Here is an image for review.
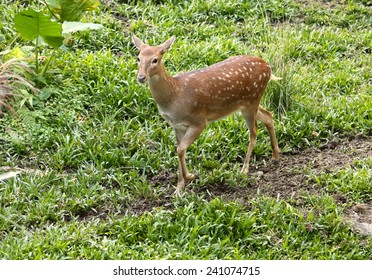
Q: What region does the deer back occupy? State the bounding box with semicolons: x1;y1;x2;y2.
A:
172;55;272;122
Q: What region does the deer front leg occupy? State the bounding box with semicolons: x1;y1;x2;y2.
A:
175;126;203;195
175;126;197;181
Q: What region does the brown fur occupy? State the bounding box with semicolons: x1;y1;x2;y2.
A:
132;35;280;195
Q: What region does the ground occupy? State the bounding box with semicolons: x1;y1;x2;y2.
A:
119;135;372;235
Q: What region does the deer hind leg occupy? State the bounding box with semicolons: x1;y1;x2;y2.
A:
240;108;258;174
257;106;280;161
174;126;203;195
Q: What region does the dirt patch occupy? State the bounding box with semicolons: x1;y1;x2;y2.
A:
129;197;174;216
295;0;349;9
197;136;371;200
147;135;372;234
344;203;372;236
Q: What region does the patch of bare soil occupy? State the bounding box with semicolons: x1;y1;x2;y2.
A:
147;135;372;234
198;136;371;200
344;203;372;236
295;0;348;9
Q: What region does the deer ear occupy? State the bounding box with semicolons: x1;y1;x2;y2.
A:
158;36;176;54
132;34;146;50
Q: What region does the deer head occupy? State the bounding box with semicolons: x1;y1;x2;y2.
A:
132;34;176;84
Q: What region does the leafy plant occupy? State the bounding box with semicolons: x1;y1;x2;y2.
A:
14;8;64;76
13;0;102;78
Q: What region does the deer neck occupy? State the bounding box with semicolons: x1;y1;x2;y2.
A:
148;63;177;108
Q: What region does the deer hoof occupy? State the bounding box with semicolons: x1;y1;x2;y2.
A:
175;180;185;196
185;173;197;181
174;186;184;196
241;165;249;174
272;158;279;165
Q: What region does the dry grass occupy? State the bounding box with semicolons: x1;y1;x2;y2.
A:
0;58;38;116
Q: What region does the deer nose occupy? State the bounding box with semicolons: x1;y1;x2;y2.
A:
137;74;147;84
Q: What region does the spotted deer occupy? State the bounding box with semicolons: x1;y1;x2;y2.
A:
132;34;280;195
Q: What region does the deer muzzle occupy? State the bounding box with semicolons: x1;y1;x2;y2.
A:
137;74;147;84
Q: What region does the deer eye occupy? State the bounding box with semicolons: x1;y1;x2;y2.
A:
151;58;158;64
137;57;141;63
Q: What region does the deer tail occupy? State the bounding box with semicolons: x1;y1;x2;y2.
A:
270;74;282;81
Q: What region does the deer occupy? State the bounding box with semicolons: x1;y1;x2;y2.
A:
132;34;280;195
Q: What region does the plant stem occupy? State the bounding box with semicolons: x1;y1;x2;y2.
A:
35;35;39;74
41;49;56;77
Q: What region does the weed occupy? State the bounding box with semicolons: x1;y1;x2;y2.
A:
0;58;38;116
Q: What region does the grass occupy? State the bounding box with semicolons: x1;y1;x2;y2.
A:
1;194;371;259
0;0;372;259
314;158;372;204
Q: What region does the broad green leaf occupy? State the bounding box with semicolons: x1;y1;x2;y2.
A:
62;21;103;35
14;8;64;48
43;35;65;47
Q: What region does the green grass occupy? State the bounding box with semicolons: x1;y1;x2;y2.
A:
1;0;372;259
2;195;371;259
314;158;372;204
